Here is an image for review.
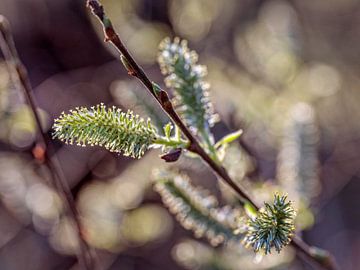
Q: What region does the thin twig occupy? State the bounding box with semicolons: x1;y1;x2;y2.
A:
86;1;338;270
86;0;255;206
0;16;94;270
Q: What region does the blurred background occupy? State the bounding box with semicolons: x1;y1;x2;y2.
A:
0;0;360;269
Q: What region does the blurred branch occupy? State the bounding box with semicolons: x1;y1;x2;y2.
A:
86;1;338;269
0;15;95;270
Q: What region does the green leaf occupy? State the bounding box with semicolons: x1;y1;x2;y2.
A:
152;81;162;97
120;54;135;75
244;202;257;219
215;130;243;149
163;122;173;139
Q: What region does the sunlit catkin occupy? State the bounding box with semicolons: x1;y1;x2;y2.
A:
53;104;158;159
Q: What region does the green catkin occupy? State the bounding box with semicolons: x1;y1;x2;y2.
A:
244;194;296;254
158;37;218;135
52;104;158;159
153;169;244;247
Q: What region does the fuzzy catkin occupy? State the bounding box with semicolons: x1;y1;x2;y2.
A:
53;104;157;158
153;169;244;247
158;37;218;134
244;194;296;254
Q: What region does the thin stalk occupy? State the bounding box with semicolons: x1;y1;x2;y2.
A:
86;1;338;270
154;136;189;149
0;16;95;270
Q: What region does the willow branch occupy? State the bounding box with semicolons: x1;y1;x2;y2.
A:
0;16;94;270
86;0;255;207
86;1;338;270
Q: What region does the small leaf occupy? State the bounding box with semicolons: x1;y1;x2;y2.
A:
152;81;162;97
120;54;135;76
163;122;173;139
215;130;243;149
244;202;257;219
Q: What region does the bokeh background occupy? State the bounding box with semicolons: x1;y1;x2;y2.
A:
0;0;360;269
